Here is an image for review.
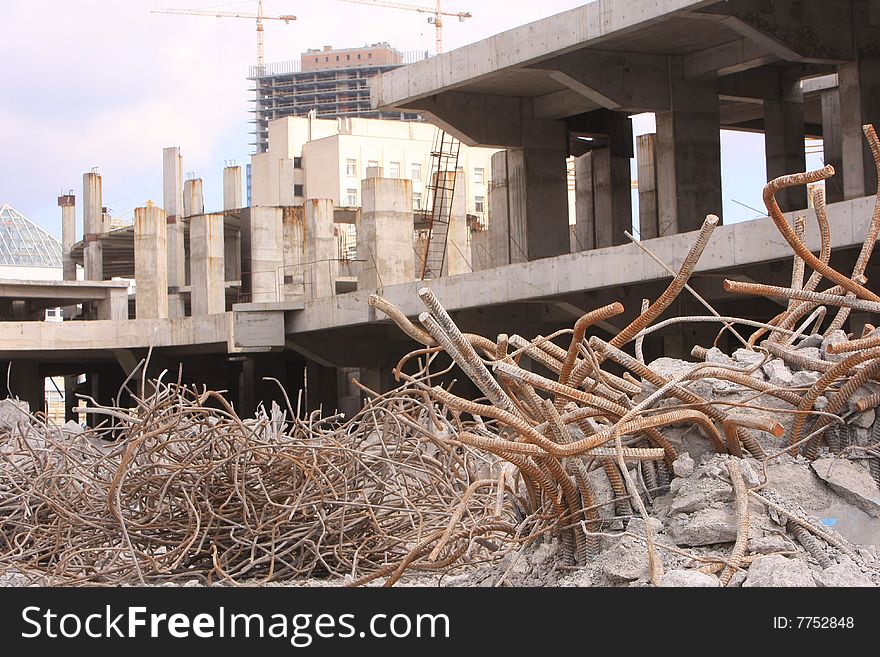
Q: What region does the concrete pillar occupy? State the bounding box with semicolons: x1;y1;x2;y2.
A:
592;147;633;248
249;207;284;302
656;75;722;234
487;151;514;266
223;165;243;211
82;172;103;281
821;88;844;204
838;57;880;199
190;213;226;315
183;178;204;218
436;171;471;276
223;166;243;285
764;70;806;211
282;207;305;298
96;287;128;321
358;176;413;291
573;152;595;252
305;198;338;299
9;360;43;415
58;194;76;281
163;146;186;318
636;134;659;240
134;204;168;319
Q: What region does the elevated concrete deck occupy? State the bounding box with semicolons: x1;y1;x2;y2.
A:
0;279;130;320
287;195;875;334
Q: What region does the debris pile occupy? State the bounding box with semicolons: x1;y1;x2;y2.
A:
3;127;880;586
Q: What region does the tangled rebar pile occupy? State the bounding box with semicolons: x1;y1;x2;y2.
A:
367;125;880;585
0;383;519;585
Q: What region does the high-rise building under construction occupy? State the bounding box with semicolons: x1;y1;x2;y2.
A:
248;42;425;153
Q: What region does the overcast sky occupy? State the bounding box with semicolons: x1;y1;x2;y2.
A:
0;0;806;238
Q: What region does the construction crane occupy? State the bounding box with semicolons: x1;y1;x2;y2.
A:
151;2;296;72
336;0;471;54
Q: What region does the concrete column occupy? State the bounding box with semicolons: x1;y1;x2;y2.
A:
223;166;243;285
573;152;595;252
58;195;76;281
656;75;722;234
358;176;413;291
183;178;204;217
163;146;186;318
10;360;43;415
190;213;226;315
838;57;880;199
305;198;338;299
593;146;633;248
82;172;103;281
134;204;168;319
636;134;659;240
444;171;471;276
96;287;128;321
249;207;284;302
764;70;806;211
282;207;305;298
487;151;514;266
821;88;844;204
223;165;243;211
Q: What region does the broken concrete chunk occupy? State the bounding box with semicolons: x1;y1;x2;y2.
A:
790;370;820;388
821;330;848;363
660;569;720;587
0;398;30;428
672;452;694;478
795;334;823;350
670;478;733;515
743;555;817;587
733;348;765;367
705;348;735;367
816;559;875;587
665;506;738;546
811;457;880;518
748;534;791;555
852;409;875;430
762;359;793;387
739;459;761;488
595;536;650;584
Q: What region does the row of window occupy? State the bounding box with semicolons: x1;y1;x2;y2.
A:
345;158;484;185
313;52;374;64
341;188;485;213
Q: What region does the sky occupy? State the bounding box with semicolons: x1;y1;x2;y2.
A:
0;0;819;239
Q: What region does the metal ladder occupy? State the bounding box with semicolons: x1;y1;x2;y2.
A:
418;129;461;280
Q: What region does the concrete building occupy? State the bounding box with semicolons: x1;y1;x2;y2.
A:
248;43;425;153
250;115;496;224
2;0;880;423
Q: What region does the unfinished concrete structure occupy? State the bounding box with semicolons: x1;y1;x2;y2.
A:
2;0;880;422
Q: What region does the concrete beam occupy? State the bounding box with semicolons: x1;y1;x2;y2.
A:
134;204;168;319
529;50;670;112
684;38;777;79
695;0;855;64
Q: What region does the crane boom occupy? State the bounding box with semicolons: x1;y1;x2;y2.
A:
151;3;296;70
151;8;296;22
335;0;471;53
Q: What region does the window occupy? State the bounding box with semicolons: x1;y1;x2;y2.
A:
346;54;350;60
294;184;304;197
293;156;302;169
475;196;485;213
346;158;357;177
367;159;379;170
412;192;422;210
368;53;372;59
389;161;400;178
411;163;421;181
473;167;484;185
357;53;362;60
346;188;358;206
